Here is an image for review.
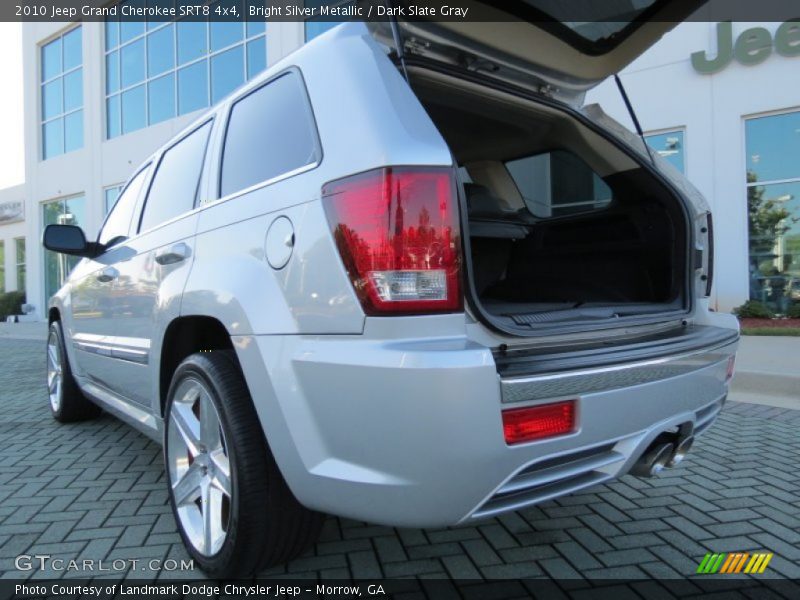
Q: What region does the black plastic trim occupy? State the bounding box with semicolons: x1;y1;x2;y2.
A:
494;325;738;379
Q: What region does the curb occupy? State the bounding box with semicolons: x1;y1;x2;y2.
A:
731;370;800;400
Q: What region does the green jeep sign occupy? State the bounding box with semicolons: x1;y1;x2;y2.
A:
691;20;800;74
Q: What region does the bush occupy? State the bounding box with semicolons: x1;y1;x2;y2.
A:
733;300;774;319
788;303;800;319
0;291;26;322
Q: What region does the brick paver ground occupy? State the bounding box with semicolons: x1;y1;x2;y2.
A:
1;337;798;587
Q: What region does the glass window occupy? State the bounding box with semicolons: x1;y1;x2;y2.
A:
211;45;244;104
140;122;212;232
0;241;4;294
220;73;319;197
64;111;84;153
149;73;176;125
646;130;686;174
506;151;612;218
104;185;123;215
210;21;243;52
122;85;146;134
43;195;86;299
246;37;266;79
178;61;208;115
41;27;83;160
177;21;207;65
100;169;150;245
105;4;267;139
746;111;800;314
120;39;145;88
15;238;26;292
148;24;175;77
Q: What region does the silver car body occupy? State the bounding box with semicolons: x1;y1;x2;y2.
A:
50;22;738;528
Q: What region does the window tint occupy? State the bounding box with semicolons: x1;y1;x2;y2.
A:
139;122;212;232
220;72;319;198
99;167;149;246
506;150;612;219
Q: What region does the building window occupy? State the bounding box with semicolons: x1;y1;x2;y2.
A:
104;185;124;215
105;1;267;139
15;238;25;293
42;195;86;299
41;27;83;159
645;129;685;174
745;110;800;313
0;241;5;294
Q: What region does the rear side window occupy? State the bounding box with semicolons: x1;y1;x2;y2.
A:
506;150;612;219
99;166;149;246
139;121;213;232
220;72;319;198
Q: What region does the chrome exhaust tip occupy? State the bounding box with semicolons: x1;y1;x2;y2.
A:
668;435;694;467
630;442;674;478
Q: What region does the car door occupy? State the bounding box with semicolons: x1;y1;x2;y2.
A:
104;119;215;406
70;165;151;389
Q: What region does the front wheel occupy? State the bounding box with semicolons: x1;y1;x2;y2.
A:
164;351;323;577
47;321;100;422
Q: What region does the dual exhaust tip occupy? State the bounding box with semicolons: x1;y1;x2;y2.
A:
630;429;694;478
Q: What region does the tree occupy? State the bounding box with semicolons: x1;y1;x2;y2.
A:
747;171;797;274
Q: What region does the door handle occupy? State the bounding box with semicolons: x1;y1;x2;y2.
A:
155;242;190;265
96;267;119;283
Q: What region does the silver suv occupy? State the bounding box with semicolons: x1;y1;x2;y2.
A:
43;12;738;578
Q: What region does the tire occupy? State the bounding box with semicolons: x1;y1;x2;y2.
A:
163;350;324;578
47;320;101;423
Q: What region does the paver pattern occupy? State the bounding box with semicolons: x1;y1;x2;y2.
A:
1;337;798;589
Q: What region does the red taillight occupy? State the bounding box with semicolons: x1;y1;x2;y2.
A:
322;167;462;315
502;401;577;445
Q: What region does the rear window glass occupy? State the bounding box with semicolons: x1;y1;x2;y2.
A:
506;150;612;218
220;72;319;198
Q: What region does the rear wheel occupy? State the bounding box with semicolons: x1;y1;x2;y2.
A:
164;351;323;577
47;320;100;422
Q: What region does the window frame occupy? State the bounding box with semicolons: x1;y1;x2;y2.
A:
14;237;25;292
137;117;215;235
104;2;267;139
97;164;152;248
215;67;323;202
40;25;83;160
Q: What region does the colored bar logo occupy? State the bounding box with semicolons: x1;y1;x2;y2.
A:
696;552;773;574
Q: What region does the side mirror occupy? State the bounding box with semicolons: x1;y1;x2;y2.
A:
42;224;99;257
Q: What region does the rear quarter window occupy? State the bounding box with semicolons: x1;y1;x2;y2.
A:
220;71;319;198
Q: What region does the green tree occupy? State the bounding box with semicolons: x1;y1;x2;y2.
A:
747;171;797;274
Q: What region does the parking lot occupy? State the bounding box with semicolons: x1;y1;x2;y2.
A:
1;335;798;588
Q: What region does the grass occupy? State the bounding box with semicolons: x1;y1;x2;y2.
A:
741;327;800;336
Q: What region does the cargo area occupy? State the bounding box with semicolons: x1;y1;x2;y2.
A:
411;71;690;334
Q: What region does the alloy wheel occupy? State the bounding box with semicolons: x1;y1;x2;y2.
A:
167;377;232;556
47;331;62;412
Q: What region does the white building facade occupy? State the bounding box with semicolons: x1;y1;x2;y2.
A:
2;18;799;317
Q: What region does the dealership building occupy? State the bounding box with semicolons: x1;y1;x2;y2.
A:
0;17;798;318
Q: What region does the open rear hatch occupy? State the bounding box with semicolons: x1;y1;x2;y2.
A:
367;0;706;106
368;0;710;338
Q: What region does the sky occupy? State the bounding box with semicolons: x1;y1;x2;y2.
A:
0;23;24;190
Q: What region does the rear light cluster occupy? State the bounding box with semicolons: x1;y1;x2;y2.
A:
502;401;577;445
322;167;462;315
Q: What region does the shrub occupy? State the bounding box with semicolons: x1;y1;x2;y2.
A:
0;291;26;322
733;300;774;319
788;303;800;319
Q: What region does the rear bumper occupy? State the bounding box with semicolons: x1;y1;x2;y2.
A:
233;328;737;528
